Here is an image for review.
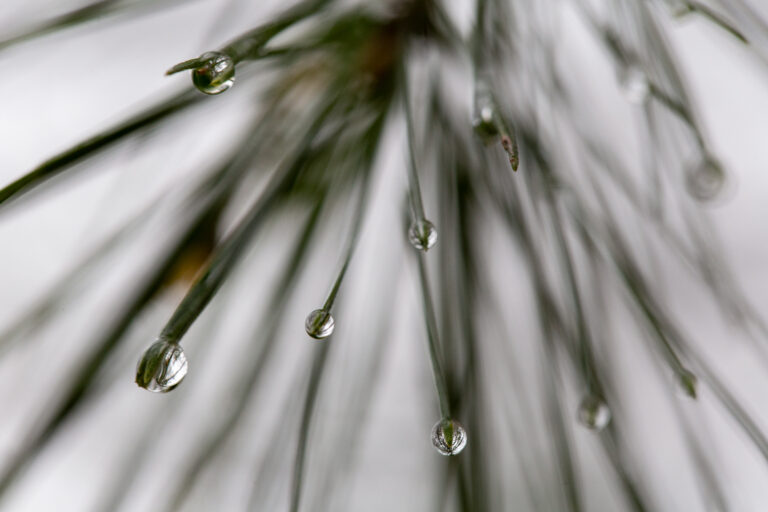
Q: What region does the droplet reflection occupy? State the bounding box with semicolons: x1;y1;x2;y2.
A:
136;339;188;393
577;395;611;431
192;51;235;95
431;418;468;456
305;309;335;340
408;219;437;252
686;158;725;202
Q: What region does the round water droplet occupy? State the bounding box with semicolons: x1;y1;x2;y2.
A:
619;65;650;104
686;158;725;202
481;107;494;124
305;309;335;340
472;84;499;142
408;219;437;252
192;52;235;95
431;418;468;456
135;339;188;393
577;395;611;431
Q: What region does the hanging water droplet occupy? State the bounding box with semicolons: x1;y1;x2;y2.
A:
135;339;188;393
577;395;611;431
619;65;650;104
686;158;725;202
408;219;437;252
431;418;468;456
480;106;493;124
679;369;698;399
192;52;235;95
305;309;335;340
472;92;499;141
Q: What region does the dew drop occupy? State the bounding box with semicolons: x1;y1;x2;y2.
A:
686;158;725;202
480;106;494;124
135;339;188;393
305;309;335;340
619;65;650;104
472;104;499;142
431;418;468;456
577;395;611;431
408;219;437;252
192;52;235;95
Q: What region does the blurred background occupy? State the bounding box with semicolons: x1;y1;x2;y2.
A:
1;0;768;510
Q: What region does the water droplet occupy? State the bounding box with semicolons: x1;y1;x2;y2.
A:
192;52;235;95
431;418;468;456
577;395;611;431
305;309;335;340
408;219;437;252
135;339;188;393
472;83;499;141
679;369;698;399
619;65;650;104
480;106;493;124
686;158;725;202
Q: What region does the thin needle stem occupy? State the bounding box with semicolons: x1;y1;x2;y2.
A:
321;173;372;312
416;253;452;421
548;197;601;396
399;66;427;223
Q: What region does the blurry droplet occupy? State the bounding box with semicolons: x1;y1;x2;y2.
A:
431;418;468;456
472;91;499;142
136;339;188;393
577;395;611;431
408;219;437;252
305;309;335;340
192;52;235;95
619;65;650;104
480;107;493;124
686;158;725;202
679;369;698;399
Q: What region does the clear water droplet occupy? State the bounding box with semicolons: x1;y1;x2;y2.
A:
192;52;235;95
305;309;335;340
408;219;437;252
686;158;725;202
619;65;650;104
472;83;499;141
431;418;468;456
136;339;188;393
473;116;499;142
577;395;611;431
679;369;698;399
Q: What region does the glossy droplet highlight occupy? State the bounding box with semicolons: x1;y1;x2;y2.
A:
408;219;437;252
619;65;650;104
472;90;499;142
192;52;235;95
431;419;468;456
136;339;188;393
686;158;725;202
577;395;611;431
305;309;335;340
